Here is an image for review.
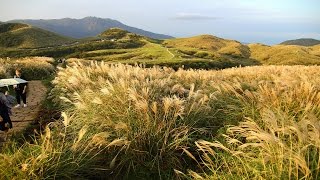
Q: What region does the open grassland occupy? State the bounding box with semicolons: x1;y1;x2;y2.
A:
1;29;320;69
163;35;251;58
0;57;55;79
1;62;320;179
249;44;320;65
0;37;146;59
77;43;174;62
70;39;260;70
0;23;74;49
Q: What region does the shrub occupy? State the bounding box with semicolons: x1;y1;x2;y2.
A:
194;51;209;58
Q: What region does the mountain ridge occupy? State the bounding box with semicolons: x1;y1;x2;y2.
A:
8;16;173;39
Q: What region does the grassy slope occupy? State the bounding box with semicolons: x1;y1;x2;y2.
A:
74;34;260;69
68;28;179;63
0;23;74;48
249;43;320;65
1;26;320;67
76;43;173;62
163;35;251;58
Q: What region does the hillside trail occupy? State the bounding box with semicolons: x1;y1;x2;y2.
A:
166;47;175;58
10;26;30;33
0;81;47;146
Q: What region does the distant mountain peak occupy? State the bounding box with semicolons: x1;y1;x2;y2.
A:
8;17;173;39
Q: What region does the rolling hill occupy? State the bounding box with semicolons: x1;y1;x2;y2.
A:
280;38;320;46
98;27;145;40
163;35;251;59
163;35;320;65
9;17;173;39
0;23;74;48
249;43;320;65
1;24;320;68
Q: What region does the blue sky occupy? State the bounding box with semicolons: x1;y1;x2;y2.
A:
1;0;319;44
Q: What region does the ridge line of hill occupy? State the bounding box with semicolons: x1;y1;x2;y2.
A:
8;16;174;39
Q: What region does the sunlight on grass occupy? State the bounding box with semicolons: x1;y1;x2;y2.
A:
1;61;320;179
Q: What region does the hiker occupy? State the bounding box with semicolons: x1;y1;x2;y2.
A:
5;91;15;115
0;88;13;131
13;69;28;108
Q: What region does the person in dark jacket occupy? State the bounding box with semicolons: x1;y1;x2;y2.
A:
13;69;28;108
5;91;15;115
0;88;12;131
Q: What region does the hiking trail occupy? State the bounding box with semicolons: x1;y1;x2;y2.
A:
0;81;47;144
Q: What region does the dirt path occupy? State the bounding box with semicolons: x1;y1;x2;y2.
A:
166;47;175;59
0;81;47;142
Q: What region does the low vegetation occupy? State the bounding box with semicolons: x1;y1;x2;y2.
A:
68;35;260;70
1;27;319;69
0;23;29;34
0;57;55;79
186;66;320;179
249;43;320;65
163;35;251;58
0;28;147;59
1;62;320;179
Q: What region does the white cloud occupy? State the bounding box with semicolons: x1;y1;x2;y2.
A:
172;13;220;21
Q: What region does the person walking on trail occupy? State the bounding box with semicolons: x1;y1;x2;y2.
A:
5;91;15;115
0;88;13;131
13;69;28;108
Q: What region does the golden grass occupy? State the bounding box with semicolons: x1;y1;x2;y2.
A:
0;66;6;78
310;45;320;57
2;61;320;179
163;35;250;58
249;43;320;65
0;57;55;79
182;67;320;179
52;62;320;179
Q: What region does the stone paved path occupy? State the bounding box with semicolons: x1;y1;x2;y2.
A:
0;81;47;142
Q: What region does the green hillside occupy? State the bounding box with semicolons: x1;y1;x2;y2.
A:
280;38;320;46
163;35;251;58
0;28;147;57
0;23;29;33
66;33;259;69
0;23;75;48
1;27;320;68
0;31;260;69
99;28;132;39
162;35;320;66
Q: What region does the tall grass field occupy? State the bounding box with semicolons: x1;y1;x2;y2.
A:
0;57;55;79
1;61;320;179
